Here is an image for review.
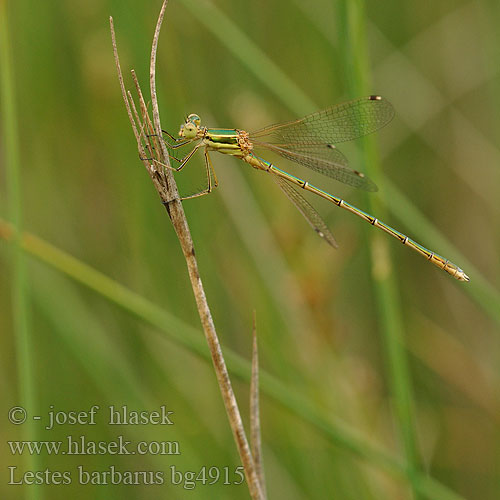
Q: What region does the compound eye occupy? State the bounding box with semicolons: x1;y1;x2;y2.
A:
187;113;201;126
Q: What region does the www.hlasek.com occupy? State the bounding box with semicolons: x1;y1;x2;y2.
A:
8;435;180;456
8;465;245;488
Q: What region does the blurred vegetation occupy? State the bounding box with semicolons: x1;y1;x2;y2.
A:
1;0;499;499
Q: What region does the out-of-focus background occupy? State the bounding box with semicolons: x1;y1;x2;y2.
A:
1;0;499;499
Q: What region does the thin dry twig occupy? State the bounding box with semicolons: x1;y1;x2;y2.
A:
110;3;264;498
250;311;267;498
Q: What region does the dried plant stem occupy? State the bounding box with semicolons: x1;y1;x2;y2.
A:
110;2;263;498
250;312;266;498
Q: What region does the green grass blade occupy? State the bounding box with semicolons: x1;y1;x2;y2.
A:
336;1;422;498
0;5;39;499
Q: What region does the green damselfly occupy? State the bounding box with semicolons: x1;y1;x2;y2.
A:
159;96;469;281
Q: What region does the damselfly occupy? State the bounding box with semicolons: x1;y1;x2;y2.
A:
159;96;469;281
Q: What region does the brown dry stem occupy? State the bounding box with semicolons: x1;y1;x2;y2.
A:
250;311;267;498
110;2;263;498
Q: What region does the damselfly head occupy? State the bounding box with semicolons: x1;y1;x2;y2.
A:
178;113;202;139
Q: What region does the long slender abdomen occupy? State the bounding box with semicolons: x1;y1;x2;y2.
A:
242;154;469;281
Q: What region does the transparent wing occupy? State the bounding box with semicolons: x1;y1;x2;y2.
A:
250;95;394;144
249;96;392;190
274;176;338;248
253;140;378;191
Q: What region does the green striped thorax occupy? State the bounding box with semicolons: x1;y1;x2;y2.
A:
179;113;202;139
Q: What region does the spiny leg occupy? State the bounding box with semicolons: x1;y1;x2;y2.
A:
140;131;198;169
142;130;193;163
181;148;219;200
145;131;193;150
143;142;203;172
206;149;219;190
160;129;193;149
140;132;191;162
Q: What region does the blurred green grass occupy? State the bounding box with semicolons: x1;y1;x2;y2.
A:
1;0;499;499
